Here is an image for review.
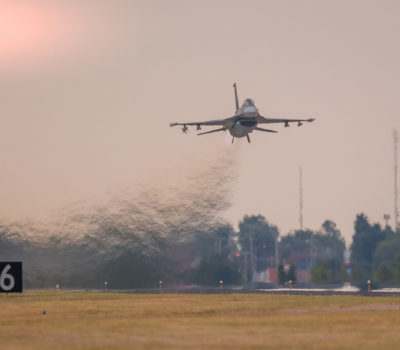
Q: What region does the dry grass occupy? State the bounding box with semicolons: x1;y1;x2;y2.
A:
0;290;399;349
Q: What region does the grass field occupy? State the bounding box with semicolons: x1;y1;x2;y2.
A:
0;290;399;349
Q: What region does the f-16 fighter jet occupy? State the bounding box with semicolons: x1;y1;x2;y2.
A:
170;83;315;143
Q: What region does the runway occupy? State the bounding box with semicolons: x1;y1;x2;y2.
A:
102;287;400;297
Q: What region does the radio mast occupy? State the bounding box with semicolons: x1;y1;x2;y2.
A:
299;166;303;231
394;129;399;231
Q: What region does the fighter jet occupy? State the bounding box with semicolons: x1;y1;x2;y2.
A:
170;83;315;143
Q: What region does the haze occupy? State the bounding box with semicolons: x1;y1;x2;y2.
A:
1;0;399;243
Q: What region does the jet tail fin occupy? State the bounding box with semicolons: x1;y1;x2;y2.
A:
233;83;239;111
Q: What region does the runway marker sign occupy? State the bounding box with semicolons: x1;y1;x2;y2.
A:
0;262;22;293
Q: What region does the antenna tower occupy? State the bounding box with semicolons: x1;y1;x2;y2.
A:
395;129;399;231
299;166;303;231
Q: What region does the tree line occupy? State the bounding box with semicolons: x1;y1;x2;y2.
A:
0;213;399;288
186;213;400;286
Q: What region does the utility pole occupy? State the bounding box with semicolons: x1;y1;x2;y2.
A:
394;129;399;231
249;234;256;280
299;166;303;231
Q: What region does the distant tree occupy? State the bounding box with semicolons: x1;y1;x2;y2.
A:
278;262;286;285
339;264;348;283
310;259;333;284
373;235;400;270
313;221;346;282
192;223;238;261
351;266;366;283
369;223;400;284
319;220;346;258
237;215;279;282
279;229;313;262
321;220;341;237
279;220;345;282
189;254;242;286
287;264;296;283
183;223;241;285
213;224;238;258
351;214;385;279
374;263;393;283
310;258;348;284
394;254;400;282
373;253;400;284
310;258;347;284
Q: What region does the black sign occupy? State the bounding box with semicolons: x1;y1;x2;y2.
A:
0;262;22;293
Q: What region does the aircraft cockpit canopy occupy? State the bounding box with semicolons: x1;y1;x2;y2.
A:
243;98;255;107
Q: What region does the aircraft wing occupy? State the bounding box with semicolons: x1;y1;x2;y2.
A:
170;118;230;127
257;116;315;125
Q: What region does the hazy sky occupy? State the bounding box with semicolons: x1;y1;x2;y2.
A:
1;0;400;243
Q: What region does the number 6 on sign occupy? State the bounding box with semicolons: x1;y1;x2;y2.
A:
0;262;22;293
0;264;15;291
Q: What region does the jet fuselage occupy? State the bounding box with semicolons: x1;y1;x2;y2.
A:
228;99;259;138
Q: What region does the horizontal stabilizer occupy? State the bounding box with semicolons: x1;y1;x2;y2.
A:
197;128;226;136
254;127;278;133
